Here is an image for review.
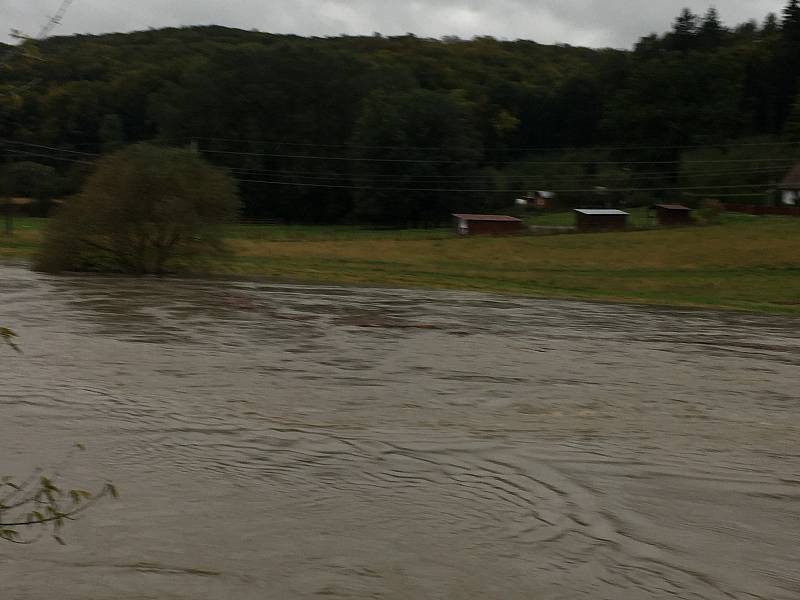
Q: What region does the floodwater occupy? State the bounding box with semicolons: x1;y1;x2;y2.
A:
1;263;799;600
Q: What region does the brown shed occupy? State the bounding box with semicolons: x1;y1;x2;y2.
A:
655;204;692;226
452;213;524;235
574;209;628;233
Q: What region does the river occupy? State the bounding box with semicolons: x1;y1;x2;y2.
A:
1;264;799;599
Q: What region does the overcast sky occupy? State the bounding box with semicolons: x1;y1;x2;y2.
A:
0;1;790;48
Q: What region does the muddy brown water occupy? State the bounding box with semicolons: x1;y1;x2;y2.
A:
1;264;799;599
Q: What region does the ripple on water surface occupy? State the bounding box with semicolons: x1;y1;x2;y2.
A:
1;265;799;599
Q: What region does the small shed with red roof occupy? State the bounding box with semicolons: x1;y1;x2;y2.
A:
574;209;628;233
654;204;692;226
452;213;525;235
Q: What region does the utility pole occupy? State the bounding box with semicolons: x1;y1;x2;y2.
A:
2;0;75;69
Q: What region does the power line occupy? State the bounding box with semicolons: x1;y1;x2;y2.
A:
198;146;800;166
237;178;776;195
4;138;795;169
190;135;800;154
1;139;98;156
0;139;786;194
230;172;783;189
200;147;479;164
2;148;95;165
225;164;788;183
4;150;782;188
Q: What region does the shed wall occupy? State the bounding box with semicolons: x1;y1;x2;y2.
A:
575;213;627;232
467;220;524;235
656;207;692;226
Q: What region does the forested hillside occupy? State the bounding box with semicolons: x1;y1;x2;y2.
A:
2;3;800;224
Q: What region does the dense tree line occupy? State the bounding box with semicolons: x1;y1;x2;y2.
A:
2;3;800;225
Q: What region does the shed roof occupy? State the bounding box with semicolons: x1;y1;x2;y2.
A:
452;213;522;222
655;204;691;211
2;197;63;206
3;197;35;206
780;163;800;189
574;209;629;215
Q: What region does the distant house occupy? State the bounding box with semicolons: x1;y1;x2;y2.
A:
452;213;525;235
779;163;800;206
654;204;692;226
515;191;555;210
574;209;628;233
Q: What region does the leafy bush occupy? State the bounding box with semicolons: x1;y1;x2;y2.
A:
0;327;19;351
35;144;239;274
0;455;118;545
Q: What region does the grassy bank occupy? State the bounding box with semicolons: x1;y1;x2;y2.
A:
2;215;799;314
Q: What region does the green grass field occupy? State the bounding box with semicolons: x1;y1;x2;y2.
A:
220;223;454;241
522;206;652;228
2;214;799;314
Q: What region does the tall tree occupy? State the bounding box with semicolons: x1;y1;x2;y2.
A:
763;12;781;35
784;94;800;139
350;90;483;226
783;0;800;41
778;0;800;130
670;8;700;51
698;7;726;48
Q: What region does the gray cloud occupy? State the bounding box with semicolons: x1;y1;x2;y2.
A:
1;0;789;48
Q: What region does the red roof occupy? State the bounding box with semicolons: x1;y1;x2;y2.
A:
452;214;522;222
655;204;691;211
780;163;800;189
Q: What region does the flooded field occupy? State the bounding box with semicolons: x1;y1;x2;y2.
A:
1;263;799;599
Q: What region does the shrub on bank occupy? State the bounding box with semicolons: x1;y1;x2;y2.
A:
35;144;239;274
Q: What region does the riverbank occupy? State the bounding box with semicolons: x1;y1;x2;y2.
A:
2;215;799;314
